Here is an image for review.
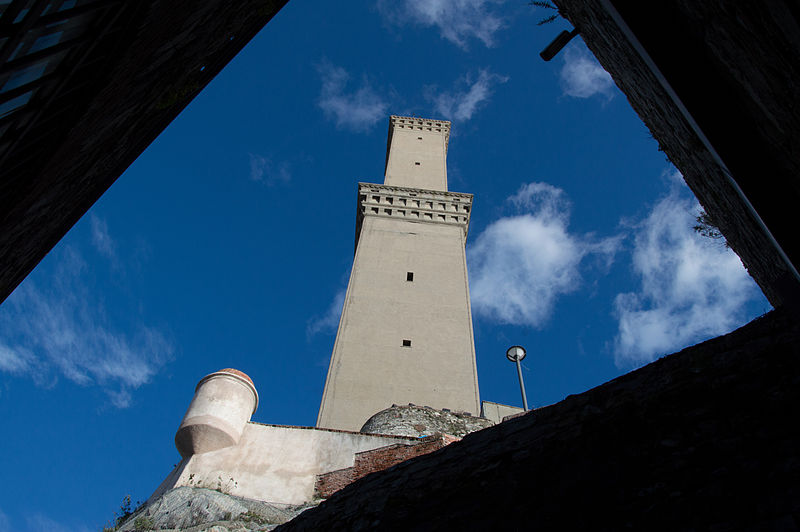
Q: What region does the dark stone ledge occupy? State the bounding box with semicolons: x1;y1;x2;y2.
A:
277;309;800;531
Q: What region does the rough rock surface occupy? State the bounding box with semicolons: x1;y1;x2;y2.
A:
117;487;315;531
360;404;494;438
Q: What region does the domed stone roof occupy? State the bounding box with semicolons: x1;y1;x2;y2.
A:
360;404;494;438
218;368;254;387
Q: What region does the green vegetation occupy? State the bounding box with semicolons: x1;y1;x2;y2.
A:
529;1;561;25
239;510;270;525
133;516;155;531
694;209;729;246
101;494;144;532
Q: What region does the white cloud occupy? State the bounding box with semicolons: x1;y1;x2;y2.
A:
0;508;10;532
249;153;291;185
469;183;619;327
560;43;615;100
613;177;763;367
0;223;172;408
0;343;37;374
26;514;74;532
307;287;347;338
431;69;509;122
317;62;388;132
377;0;505;49
90;214;116;260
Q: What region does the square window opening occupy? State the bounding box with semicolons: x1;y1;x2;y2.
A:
402;339;412;347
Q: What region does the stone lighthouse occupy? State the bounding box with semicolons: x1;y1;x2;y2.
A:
317;116;481;431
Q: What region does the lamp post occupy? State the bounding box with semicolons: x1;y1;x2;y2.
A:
506;345;529;411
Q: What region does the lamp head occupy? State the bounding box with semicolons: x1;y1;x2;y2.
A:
506;345;527;362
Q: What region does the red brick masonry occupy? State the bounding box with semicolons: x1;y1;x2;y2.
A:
316;433;460;498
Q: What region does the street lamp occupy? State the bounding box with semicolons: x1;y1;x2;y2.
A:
506;345;529;411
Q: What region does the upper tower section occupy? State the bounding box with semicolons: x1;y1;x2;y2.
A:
384;116;451;192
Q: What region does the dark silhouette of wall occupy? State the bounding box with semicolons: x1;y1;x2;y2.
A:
278;309;800;531
0;0;288;304
552;0;800;308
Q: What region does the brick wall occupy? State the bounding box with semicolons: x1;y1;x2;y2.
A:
315;434;459;498
315;468;355;499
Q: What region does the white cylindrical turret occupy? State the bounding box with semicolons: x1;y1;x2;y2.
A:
175;368;258;457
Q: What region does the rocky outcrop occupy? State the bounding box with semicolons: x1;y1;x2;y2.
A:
360;404;494;438
117;487;315;531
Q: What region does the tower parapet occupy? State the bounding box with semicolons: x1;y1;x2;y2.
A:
355;183;472;248
175;368;258;457
387;115;450;149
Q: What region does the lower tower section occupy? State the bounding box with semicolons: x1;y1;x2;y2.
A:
317;182;480;431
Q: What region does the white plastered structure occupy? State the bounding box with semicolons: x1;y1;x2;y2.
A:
175;369;258;457
155;368;417;505
153;422;415;505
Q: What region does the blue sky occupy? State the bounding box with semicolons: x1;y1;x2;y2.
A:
0;1;769;529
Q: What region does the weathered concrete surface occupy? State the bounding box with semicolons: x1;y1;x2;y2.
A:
317;116;480;431
278;309;800;531
553;0;800;307
153;423;416;505
360;404;493;438
384;116;450;191
118;487;314;531
480;400;525;424
176;369;259;458
0;0;288;305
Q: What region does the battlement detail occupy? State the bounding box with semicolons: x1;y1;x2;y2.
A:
356;183;472;242
389;115;451;150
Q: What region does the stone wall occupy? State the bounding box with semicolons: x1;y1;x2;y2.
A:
315;469;355;501
150;423;416;506
315;434;459;499
277;309;800;530
480;400;525;424
360;404;493;438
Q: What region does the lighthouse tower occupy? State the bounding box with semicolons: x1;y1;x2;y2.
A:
317;116;480;431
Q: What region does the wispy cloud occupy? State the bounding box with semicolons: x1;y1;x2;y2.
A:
430;69;509;122
248;153;291;186
0;343;39;376
306;286;347;339
25;514;81;532
469;182;620;327
0;508;10;532
377;0;505;49
613;174;764;367
0;221;172;408
317;62;388;132
560;43;615;100
90;214;116;261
